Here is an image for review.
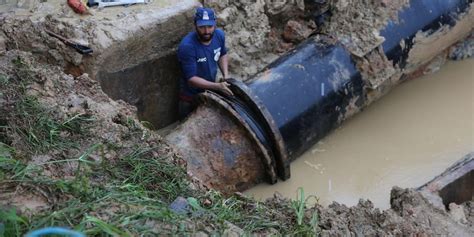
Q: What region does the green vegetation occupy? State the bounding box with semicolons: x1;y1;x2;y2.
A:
0;143;185;236
0;56;321;236
1;57;93;154
291;187;320;235
12;96;93;153
2;143;319;236
0;208;28;237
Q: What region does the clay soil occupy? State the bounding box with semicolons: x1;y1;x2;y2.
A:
1;0;473;236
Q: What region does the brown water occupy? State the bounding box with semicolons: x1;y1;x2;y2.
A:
246;59;474;209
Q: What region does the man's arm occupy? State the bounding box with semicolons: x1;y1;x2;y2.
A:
188;76;233;96
218;54;229;80
217;29;229;81
178;41;233;96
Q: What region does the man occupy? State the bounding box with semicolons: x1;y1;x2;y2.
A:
177;7;233;119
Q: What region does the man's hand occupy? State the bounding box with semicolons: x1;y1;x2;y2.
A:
188;76;234;97
217;82;234;97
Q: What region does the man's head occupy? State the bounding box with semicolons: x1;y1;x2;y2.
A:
194;7;216;43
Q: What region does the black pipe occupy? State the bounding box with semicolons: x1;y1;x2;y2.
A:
169;0;473;191
223;38;364;180
219;0;471;181
380;0;471;67
247;39;364;159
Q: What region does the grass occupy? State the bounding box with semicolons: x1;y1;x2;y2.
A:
0;143;191;235
106;146;192;201
1;143;321;236
291;187;320;236
0;56;323;236
0;145;30;237
1;57;94;154
195;191;282;233
12;95;94;154
0;209;28;237
37;143;102;166
1;147;323;236
0;142;41;182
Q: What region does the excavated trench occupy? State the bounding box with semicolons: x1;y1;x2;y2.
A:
418;153;474;215
0;0;200;130
97;54;181;129
439;169;473;207
85;1;473;204
166;0;473;195
90;4;198;129
1;0;473;234
24;0;470;208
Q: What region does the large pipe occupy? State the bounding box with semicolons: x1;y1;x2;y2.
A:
166;0;473;193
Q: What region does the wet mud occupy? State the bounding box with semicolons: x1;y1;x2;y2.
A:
1;0;473;235
248;59;474;209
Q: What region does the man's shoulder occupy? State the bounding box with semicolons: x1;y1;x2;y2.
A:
214;28;225;38
179;32;197;47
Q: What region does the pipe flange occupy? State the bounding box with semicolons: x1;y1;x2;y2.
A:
226;79;290;180
198;91;279;184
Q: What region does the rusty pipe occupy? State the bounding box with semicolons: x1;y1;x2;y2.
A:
166;0;473;193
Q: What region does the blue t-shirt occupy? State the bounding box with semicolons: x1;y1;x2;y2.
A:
177;28;227;96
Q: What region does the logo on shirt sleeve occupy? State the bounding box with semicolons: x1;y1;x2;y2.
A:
214;47;221;62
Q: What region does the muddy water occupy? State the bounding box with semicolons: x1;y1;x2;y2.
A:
246;59;474;209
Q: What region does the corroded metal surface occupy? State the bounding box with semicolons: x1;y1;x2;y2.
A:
166;0;473;194
200;92;278;184
166;93;270;193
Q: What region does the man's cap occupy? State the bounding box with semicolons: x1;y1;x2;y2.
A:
194;7;216;27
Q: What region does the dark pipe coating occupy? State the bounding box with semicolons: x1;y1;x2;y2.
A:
168;0;473;192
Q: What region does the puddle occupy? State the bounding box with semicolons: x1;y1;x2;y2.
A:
246;59;474;209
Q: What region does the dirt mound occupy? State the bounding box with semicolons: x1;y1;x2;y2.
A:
316;187;473;236
202;0;410;81
326;0;408;56
203;0;315;79
1;1;473;236
0;49;178;212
